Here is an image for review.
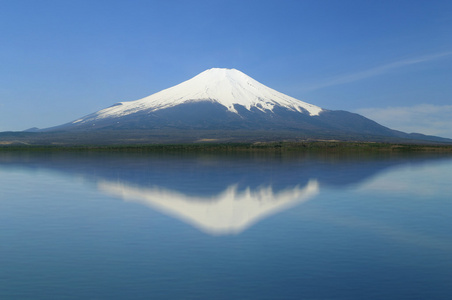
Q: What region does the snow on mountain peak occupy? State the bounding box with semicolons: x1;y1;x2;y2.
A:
88;68;323;121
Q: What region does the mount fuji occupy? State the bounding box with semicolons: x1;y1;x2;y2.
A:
37;68;450;143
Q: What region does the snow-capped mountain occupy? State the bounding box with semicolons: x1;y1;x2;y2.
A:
78;68;323;121
50;68;326;131
42;68;451;143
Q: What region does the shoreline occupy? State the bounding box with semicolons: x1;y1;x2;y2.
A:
1;141;452;153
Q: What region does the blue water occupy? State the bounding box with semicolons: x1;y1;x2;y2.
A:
0;152;451;299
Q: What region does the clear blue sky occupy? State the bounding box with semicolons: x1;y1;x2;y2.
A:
1;0;451;137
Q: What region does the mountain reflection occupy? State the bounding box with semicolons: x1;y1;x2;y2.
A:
1;151;450;235
99;179;319;235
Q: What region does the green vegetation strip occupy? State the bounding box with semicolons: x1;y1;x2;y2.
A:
1;141;452;153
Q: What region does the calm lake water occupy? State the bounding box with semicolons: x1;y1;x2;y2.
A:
0;151;451;300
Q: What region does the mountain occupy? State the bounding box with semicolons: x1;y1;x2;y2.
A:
48;68;322;130
29;68;452;143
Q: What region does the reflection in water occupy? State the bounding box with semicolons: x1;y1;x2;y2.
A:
1;151;450;237
99;180;319;235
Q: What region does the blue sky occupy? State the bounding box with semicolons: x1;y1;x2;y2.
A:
1;0;451;137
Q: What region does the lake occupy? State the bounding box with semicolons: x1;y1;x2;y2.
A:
0;150;451;299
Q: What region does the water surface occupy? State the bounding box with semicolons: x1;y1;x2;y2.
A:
0;151;451;299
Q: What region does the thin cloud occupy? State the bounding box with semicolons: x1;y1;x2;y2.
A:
303;52;452;91
355;104;452;139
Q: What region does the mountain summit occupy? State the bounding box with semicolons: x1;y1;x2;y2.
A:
42;68;451;144
71;68;322;126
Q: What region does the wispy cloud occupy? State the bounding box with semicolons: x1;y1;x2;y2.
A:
303;52;452;91
355;104;452;139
